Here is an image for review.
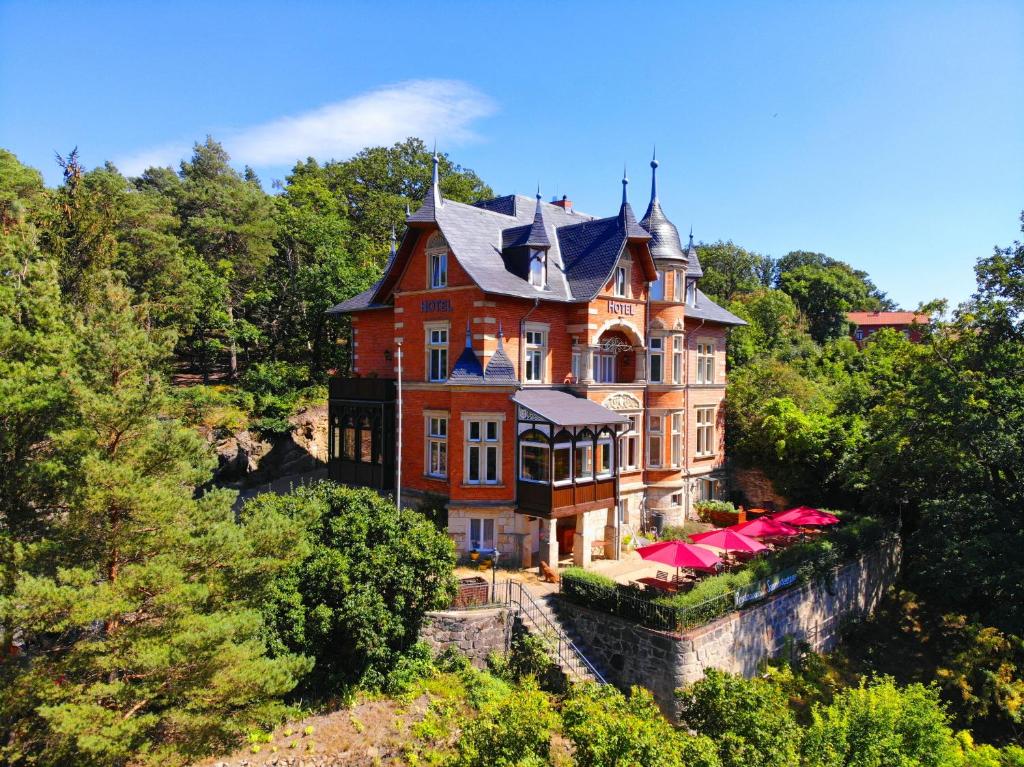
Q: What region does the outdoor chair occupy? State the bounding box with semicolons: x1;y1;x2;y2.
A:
656;570;671;581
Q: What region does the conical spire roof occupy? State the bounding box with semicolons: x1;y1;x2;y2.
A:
449;320;485;382
483;322;517;383
407;149;444;223
523;188;551;249
640;152;687;264
685;228;703;277
619;166;652;241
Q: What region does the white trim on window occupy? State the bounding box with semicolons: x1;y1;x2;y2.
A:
524;323;547;383
621;413;641;472
613;263;630;298
647;413;664;468
425;412;449;478
672;334;684;384
426;232;448;289
649;336;664;383
469;517;495;551
695;406;715;457
651;270;665;301
463;414;502;484
696;341;715;384
425;322;450;382
671;411;683;468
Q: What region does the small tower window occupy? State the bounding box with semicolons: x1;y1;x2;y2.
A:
686;279;697;306
426;231;448;289
529;250;546;288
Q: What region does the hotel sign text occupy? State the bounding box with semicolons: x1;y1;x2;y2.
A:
606;300;636;315
421;298;453;313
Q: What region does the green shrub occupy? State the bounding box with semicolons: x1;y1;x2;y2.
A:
453;682;557;767
695;500;738;523
677;668;802;767
242;483;458;695
801;677;962;767
489;632;555;684
240;361;310;434
562;683;721;767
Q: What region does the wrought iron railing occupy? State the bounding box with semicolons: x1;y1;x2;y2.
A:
499;580;608;685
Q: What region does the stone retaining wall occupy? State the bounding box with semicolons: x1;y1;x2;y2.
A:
560;537;902;718
419;607;512;668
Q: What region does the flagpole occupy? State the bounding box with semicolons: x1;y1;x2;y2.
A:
396;340;403;512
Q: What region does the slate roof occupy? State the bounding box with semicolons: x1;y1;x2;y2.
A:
688;289;747;326
326;285;386;313
512;389;629;427
448;323;485;382
685;232;704;278
639;156;687;265
483;329;517;383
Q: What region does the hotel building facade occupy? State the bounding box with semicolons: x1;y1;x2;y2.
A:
326;156;744;570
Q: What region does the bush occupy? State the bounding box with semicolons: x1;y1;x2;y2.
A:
562;683;721;767
801;677;962;767
242;482;458;695
489;632;556;685
170;384;252;433
695;500;739;525
240;361;310;434
677;669;802;767
453;682;557;767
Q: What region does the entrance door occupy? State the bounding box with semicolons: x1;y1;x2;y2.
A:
556;516;576;560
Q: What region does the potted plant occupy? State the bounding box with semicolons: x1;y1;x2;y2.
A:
469;548;480;561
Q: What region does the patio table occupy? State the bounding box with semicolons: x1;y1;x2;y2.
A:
636;576;680;593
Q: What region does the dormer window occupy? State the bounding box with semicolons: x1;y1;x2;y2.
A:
686;279;697;307
614;265;629;297
529;250;546;288
426;231;448;289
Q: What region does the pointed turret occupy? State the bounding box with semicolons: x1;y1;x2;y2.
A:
685;227;703;277
619;165;651;241
524;187;551;249
483;321;517;382
639;150;687;265
407;149;444;223
449;320;484;382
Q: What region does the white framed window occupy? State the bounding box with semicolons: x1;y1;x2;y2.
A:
571;350;581;381
651;270;665;300
648;413;663;468
553;437;573;485
671;411;683;468
469;518;495;551
465;417;501;484
686;279;697;306
674;270;683;303
519;440;550;483
621;414;640;471
696;342;715;384
698;476;721;501
649;336;664;383
426;232;448;289
672;334;684;384
426;415;448;477
529;250;546;289
671;491;684;507
614;264;629;297
525;328;546;383
575;441;594;481
596;436;613;477
854;328;864;340
595;351;615;383
618;499;628;524
695;406;715;457
426;325;449;382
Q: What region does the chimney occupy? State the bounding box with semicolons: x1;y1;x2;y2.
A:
551;194;572;211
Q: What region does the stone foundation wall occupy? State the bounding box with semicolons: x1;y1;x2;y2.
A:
729;466;788;510
560;537;901;718
419;607;513;668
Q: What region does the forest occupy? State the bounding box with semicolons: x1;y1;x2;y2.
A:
1;138;1023;766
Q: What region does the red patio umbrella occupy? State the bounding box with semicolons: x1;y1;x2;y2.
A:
728;517;801;538
772;507;840;526
689;528;768;554
637;540;722;579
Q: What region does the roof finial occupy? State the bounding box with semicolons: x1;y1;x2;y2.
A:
389;224;397;258
431;143;442;209
650;146;659;202
405;201;411;217
536;181;541;201
688;226;694;248
621;164;629;206
464;319;472;348
497;320;504;342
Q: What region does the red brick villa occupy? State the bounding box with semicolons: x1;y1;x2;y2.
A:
326;155;745;570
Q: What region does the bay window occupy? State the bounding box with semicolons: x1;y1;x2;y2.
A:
648;413;663;468
651;270;665;300
671;411;683;468
553;434;572;484
649;336;664;383
672;334;683;384
596;435;614;477
519;439;550;483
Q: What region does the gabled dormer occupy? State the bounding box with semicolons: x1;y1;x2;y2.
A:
501;191;552;290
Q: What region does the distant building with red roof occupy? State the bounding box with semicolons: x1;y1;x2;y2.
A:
847;311;930;348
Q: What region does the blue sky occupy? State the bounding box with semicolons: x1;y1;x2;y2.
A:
2;1;1022;310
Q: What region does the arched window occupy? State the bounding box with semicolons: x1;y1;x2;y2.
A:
426;231;448;288
528;250;546;288
574;428;595;481
553;429;573;485
596;427;615;477
518;429;549;483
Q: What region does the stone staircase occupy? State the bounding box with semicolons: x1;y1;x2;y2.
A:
500;580;607;685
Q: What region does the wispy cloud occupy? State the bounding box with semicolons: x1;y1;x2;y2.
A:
115;79;495;176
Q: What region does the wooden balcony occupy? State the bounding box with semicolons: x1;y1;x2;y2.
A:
517;477;616;519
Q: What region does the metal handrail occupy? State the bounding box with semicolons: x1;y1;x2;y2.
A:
501;580;608;685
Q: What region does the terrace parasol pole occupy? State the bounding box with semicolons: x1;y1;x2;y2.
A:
396;340;403;512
